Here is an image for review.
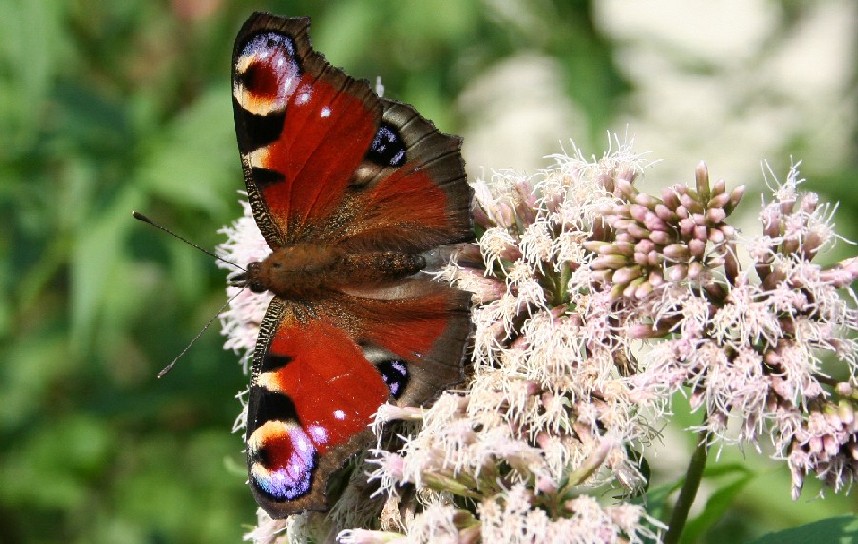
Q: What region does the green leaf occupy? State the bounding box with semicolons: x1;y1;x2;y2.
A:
135;86;240;214
71;185;143;350
0;415;113;508
0;0;68;156
749;515;858;544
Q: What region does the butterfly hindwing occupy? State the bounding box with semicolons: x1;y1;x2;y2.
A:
338;282;471;407
340;99;473;253
246;298;390;515
247;287;470;515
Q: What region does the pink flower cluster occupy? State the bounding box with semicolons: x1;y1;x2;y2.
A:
217;145;858;543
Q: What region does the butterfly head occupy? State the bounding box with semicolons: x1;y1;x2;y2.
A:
229;262;267;293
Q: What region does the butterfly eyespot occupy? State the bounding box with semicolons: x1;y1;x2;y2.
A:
367;123;406;167
235;31;301;116
248;420;317;501
376;360;410;399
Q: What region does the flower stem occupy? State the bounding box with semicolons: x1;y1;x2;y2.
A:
664;429;710;544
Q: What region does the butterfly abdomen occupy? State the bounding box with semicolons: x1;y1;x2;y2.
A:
246;244;426;299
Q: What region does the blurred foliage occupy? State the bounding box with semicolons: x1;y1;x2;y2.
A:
0;1;625;542
0;0;855;543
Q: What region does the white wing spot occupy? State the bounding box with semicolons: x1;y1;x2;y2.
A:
307;425;329;445
321;106;331;118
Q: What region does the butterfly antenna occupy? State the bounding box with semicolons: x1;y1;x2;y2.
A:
132;211;245;271
157;289;243;378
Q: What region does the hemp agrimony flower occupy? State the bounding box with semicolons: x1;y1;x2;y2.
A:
218;142;858;543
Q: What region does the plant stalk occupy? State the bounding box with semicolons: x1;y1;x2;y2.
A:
664;429;710;544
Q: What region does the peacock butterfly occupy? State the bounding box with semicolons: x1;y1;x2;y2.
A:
229;13;473;518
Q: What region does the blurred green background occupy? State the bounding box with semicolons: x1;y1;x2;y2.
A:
1;1;855;543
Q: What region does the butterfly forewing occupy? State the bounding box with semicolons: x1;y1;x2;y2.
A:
232;14;381;246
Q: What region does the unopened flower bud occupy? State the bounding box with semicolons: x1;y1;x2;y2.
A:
838;400;854;428
634;192;660;209
610;241;635;256
709;228;725;244
583;240;609;254
823;434;838;457
647;250;661;266
663;244;690;261
648;270;665;287
629;204;648;222
688;261;704;280
728;185;745;210
695;161;711;201
706;207;726;224
634;280;654;299
678;192;696;212
688;238;706;258
712;178;726;196
623;277;646;298
668;264;687;282
644;212;668;233
835;382;853;397
615;177;636;199
592;254;630;270
649;230;671;245
654;203;676;222
613;266;644;284
662;189;681;211
707;191;731;210
627;223;650;240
